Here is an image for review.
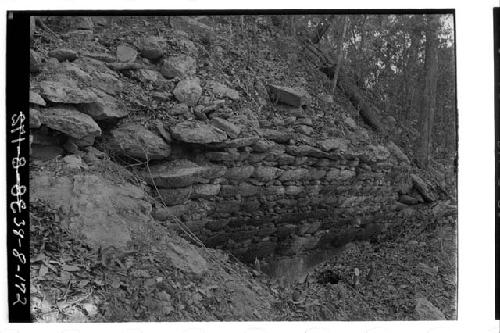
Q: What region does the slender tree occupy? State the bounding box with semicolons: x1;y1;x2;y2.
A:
416;15;440;168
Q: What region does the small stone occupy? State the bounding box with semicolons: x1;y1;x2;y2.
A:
173;78;202;106
252;139;275;153
151;120;172;143
297;125;313;135
138;36;165;60
31;145;64;161
152;91;171;102
211;117;241;138
170;120;227;144
266;84;311;107
407;240;419;247
415;297;445;320
170;103;190;115
29;91;46;106
207;80;239;100
285;185;303;195
343;116;357;129
261;129;291;144
62;154;85;169
48;48;78;62
30;49;42;73
116;44;138;63
387;141;410;164
145;159;224;189
63;139;80;154
279;168;309;181
66;16;94;30
252;166;280;182
160;55;196;79
399;194;419;205
29;108;42;128
319;138;349;152
225;166;255;181
133;69;164;83
158;187;192;206
191;184;221;198
82;51;116;63
411;174;436;202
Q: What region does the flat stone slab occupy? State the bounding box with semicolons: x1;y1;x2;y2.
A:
77;93;128;122
144;159;225;189
29;91;46;106
39;106;102;140
104;123;171;161
48;48;78;62
30;173;152;249
37;78;99;104
171;120;227;144
266;84;311;107
211;117;241;138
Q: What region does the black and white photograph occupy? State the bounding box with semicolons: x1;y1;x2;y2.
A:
22;11;458;322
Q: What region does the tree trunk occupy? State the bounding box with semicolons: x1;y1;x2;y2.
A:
331;17;349;96
416;15;440;169
339;78;386;133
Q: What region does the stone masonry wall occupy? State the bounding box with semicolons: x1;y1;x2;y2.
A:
149;137;406;263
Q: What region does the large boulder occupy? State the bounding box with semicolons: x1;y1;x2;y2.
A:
104;123;170;160
173;78;202;106
144;159;225;189
71;58;123;96
77;93;128;123
38;106;101;140
170;120;227;144
37;78;99;104
30;172;152;249
160;55;196;79
30;169;208;276
266;84;311;107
